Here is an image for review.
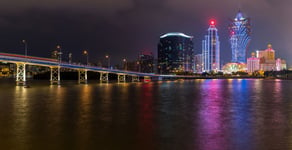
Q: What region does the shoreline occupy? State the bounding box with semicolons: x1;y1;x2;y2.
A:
0;76;286;81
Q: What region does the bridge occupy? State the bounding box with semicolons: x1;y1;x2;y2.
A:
0;52;194;85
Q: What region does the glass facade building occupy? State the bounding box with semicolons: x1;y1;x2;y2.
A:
229;11;251;63
158;32;194;74
202;20;220;72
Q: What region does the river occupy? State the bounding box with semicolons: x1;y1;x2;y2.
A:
0;79;292;150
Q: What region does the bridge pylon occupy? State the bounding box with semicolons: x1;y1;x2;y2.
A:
118;74;126;83
78;69;87;84
50;67;60;85
16;63;26;86
100;72;109;83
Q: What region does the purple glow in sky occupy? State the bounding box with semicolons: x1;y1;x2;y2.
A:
0;0;291;65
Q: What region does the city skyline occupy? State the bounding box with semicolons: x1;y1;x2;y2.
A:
0;0;291;65
2;1;292;150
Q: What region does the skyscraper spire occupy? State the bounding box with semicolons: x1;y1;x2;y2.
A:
237;0;242;12
235;10;244;20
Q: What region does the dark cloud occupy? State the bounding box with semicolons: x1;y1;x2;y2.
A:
0;0;291;65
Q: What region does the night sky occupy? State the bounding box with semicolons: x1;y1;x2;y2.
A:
0;0;291;65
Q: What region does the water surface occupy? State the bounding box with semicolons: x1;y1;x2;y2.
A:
0;79;292;150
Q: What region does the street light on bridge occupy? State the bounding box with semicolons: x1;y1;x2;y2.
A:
136;61;141;72
83;50;89;66
123;58;127;70
105;55;110;69
68;53;72;64
21;40;27;61
56;45;62;64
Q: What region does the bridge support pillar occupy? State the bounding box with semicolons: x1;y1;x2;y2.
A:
78;70;87;84
50;67;60;85
132;75;139;82
143;76;151;82
100;72;109;83
16;63;26;86
118;74;126;83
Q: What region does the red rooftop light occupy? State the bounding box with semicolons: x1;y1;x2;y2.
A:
210;19;216;25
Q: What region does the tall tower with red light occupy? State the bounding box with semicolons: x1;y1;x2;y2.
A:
202;19;220;72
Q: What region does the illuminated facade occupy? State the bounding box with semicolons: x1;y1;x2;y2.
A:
256;44;276;71
222;63;247;73
229;11;251;63
158;32;194;74
0;63;13;77
247;52;260;73
253;44;287;71
202;20;220;72
276;58;287;71
257;44;275;63
194;54;203;73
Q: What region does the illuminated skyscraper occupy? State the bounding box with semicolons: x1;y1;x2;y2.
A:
202;20;220;72
158;32;194;74
229;11;251;63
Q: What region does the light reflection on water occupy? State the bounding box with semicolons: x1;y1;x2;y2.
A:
1;79;292;149
198;79;229;150
12;86;29;149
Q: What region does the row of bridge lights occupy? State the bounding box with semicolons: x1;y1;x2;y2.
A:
92;52;126;70
21;40;128;70
71;48;128;70
70;49;127;69
77;49;128;70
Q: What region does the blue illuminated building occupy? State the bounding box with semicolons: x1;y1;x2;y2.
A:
158;32;194;74
202;20;220;72
229;11;251;63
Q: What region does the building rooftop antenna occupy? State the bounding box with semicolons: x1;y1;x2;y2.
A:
237;0;241;11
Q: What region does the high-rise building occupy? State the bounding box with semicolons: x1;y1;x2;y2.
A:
247;52;260;73
138;51;154;73
256;44;276;71
194;54;203;73
257;44;275;63
158;32;194;74
229;11;251;63
202;19;220;72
